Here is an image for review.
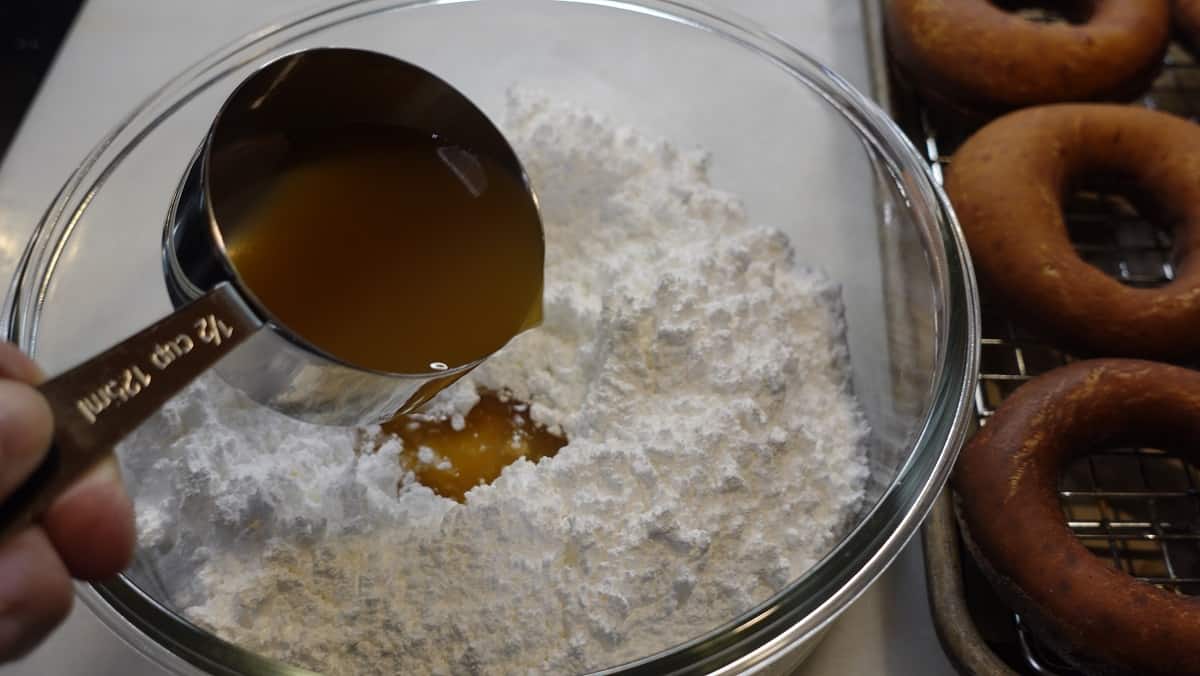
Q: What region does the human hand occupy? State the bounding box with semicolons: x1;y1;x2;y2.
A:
0;343;135;662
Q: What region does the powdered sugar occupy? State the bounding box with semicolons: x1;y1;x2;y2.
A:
119;92;870;674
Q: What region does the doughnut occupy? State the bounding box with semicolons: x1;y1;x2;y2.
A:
885;0;1170;111
1174;0;1200;50
954;360;1200;676
945;104;1200;360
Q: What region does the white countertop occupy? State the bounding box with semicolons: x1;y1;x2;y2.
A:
0;1;957;674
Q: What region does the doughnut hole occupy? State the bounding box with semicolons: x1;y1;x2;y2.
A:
988;0;1094;25
1062;182;1179;289
1059;449;1200;596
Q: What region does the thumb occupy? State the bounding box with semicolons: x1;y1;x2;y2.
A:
0;381;52;501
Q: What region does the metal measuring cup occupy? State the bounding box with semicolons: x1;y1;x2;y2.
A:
0;48;543;537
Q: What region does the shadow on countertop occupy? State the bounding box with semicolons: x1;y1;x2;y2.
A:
0;0;84;163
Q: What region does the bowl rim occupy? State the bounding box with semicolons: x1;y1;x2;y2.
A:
2;1;980;674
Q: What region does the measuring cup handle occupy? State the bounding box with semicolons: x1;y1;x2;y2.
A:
0;282;262;542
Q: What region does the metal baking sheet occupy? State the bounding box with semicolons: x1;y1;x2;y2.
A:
861;2;1200;674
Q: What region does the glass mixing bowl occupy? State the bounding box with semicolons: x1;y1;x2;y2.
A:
1;0;978;673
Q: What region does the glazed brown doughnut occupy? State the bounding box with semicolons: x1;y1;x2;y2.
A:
946;104;1200;359
954;360;1200;676
885;0;1170;111
1175;0;1200;50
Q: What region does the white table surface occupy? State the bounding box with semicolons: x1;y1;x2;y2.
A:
0;1;958;674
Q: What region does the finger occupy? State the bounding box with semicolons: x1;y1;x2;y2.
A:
0;344;134;580
0;381;53;500
0;344;44;385
42;459;135;581
0;527;72;662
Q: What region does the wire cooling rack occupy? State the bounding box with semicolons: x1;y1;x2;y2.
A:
888;19;1200;676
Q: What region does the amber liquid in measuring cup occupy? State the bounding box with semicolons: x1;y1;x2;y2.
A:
225;125;555;499
224;125;544;374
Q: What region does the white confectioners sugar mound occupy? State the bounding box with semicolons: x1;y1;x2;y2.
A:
119;91;871;675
